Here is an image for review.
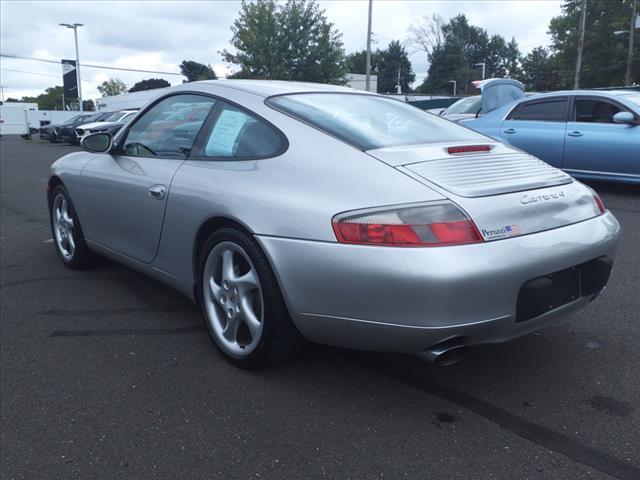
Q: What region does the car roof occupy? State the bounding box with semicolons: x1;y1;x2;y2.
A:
187;79;367;98
525;89;634;99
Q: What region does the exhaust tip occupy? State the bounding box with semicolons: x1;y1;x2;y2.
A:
417;338;470;366
432;344;470;366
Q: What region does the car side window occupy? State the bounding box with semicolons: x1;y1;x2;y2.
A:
508;99;567;122
201;103;284;159
574;99;623;124
123;94;216;158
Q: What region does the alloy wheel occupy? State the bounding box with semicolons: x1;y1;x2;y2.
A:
202;241;264;357
52;193;76;260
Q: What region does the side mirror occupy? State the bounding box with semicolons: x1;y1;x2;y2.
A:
612;111;636;125
81;132;113;153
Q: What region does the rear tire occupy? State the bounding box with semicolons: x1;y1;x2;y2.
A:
49;185;96;269
197;227;303;369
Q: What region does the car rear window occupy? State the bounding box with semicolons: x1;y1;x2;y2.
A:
267;93;485;150
444;96;481;115
201;103;285;158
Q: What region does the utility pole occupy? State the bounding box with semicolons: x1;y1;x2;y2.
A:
574;0;587;89
365;0;373;92
60;23;84;111
626;0;637;86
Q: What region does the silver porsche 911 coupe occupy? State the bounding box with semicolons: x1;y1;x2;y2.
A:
47;80;620;368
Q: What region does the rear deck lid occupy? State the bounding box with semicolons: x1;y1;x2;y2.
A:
367;142;602;239
368;142;573;198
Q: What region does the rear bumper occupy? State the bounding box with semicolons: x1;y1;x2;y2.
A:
257;211;620;353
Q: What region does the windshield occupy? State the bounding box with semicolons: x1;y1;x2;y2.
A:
67;114;92;123
615;92;640;108
120;112;136;123
86;112;108;122
268;93;484;150
103;111;127;122
444;96;482;115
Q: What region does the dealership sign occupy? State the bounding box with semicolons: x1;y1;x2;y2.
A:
61;59;78;100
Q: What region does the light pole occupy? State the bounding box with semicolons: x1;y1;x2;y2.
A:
59;23;84;111
365;0;373;92
449;80;457;96
626;0;637;86
574;0;588;89
475;62;486;80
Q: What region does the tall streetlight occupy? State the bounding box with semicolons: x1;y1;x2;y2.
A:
365;0;373;92
574;0;588;89
626;0;637;86
475;62;486;80
59;23;84;111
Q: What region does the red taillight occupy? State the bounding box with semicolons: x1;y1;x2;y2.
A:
332;202;483;247
447;145;492;155
593;194;606;214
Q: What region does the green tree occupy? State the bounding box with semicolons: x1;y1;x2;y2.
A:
82;99;96;111
411;14;525;94
222;0;346;83
375;41;415;93
345;50;373;75
548;0;639;87
345;42;414;93
414;14;493;94
179;61;217;82
20;86;64;109
486;36;522;80
97;78;127;97
520;47;562;91
129;78;171;92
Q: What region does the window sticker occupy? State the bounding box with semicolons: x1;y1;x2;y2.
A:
205;110;248;156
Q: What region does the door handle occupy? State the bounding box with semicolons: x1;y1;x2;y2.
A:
148;184;166;200
504;128;516;134
567;131;583;137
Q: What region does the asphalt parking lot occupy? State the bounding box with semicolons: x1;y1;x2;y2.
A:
0;136;638;479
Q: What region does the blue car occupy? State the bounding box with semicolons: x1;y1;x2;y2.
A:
461;90;640;184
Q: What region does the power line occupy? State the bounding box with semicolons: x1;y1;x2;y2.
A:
0;53;184;76
0;67;100;82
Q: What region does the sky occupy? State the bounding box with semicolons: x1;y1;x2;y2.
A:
0;0;563;101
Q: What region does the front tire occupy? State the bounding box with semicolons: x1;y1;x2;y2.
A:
49;185;95;269
198;228;303;369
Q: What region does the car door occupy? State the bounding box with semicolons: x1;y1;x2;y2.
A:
79;93;216;263
499;96;569;168
563;96;640;179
